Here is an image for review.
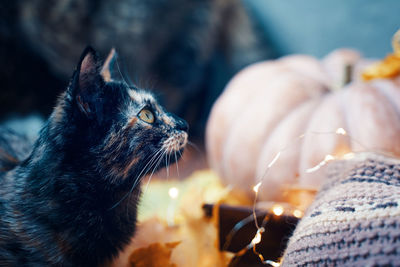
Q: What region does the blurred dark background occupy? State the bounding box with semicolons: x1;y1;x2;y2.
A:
0;0;399;143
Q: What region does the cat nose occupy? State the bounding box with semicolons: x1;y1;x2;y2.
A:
179;120;189;132
170;113;189;132
176;117;189;132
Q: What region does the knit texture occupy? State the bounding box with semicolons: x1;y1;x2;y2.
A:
282;153;400;266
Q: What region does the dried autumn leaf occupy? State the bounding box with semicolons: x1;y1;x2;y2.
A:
362;29;400;81
362;54;400;81
128;241;180;267
111;217;180;267
112;170;248;267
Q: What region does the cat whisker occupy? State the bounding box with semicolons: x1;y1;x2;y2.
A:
187;140;200;151
168;151;172;175
128;149;166;204
165;152;169;178
131;149;163;187
114;57;131;88
140;149;167;194
176;148;185;162
143;150;167;194
186;141;202;157
174;150;180;178
128;149;167;215
123;152;161;217
109;148;164;210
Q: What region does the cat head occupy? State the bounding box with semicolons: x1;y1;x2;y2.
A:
49;47;188;185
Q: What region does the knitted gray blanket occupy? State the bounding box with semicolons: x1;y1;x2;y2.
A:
282;153;400;266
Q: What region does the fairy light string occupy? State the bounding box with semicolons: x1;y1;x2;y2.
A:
230;127;387;266
160;127;388;266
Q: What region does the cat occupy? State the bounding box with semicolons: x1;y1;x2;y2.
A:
0;47;188;266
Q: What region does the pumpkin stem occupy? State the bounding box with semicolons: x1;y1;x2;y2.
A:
342;64;353;86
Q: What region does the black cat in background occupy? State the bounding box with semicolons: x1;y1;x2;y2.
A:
0;0;273;138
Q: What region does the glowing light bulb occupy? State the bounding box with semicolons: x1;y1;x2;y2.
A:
251;232;262;245
265;260;281;267
324;154;335;161
253;182;262;193
293;209;303;218
272;205;284;216
336;128;347;135
251;227;265;246
168;187;179;199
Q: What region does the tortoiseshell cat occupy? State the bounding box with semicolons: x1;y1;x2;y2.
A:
0;47;188;266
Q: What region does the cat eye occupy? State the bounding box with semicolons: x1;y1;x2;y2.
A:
138;109;155;124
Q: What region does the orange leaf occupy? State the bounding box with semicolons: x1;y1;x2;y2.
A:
128;241;181;267
362;29;400;81
362;54;400;81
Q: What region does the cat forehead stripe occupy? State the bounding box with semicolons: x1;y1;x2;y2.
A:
128;89;154;102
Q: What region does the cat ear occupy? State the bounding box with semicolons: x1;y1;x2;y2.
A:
100;48;118;82
74;46;103;119
78;46;101;92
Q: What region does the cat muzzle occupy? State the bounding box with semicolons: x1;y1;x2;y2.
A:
162;131;188;153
